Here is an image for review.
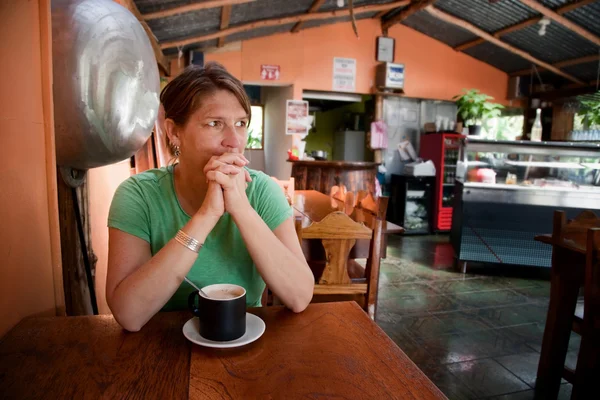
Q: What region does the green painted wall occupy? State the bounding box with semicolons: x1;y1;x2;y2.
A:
303;98;369;160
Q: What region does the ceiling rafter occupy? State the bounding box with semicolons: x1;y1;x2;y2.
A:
291;0;326;33
143;0;254;21
217;6;232;47
161;0;410;50
424;5;584;84
510;54;600;77
455;0;596;52
381;0;437;31
518;0;600;47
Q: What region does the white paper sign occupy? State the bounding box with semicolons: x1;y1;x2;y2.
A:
333;57;356;92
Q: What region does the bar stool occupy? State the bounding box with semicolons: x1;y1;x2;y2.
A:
534;210;600;399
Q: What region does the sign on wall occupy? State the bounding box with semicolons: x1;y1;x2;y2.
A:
285;100;310;136
261;64;280;80
332;57;356;92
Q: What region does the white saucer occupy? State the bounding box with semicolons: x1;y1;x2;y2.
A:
182;313;265;348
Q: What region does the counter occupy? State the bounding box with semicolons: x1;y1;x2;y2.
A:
288;160;379;194
450;138;600;272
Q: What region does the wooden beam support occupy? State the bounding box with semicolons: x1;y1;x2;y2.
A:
519;0;600;47
373;10;389;19
456;0;596;52
291;0;326;33
381;0;436;31
144;0;253;21
217;6;232;47
510;54;600;77
425;6;584;84
161;0;410;50
118;0;169;75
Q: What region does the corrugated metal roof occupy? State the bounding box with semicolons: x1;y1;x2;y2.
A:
502;23;598;64
225;23;297;43
564;1;600;38
563;61;600;83
147;8;221;43
402;10;477;48
163;39;219;56
229;0;313;26
434;0;538;33
464;41;532;73
301;12;377;30
320;0;399;11
135;0;187;15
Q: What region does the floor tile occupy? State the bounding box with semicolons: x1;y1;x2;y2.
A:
377;234;560;400
470;304;548;328
487;389;536;399
420;364;478;400
447;358;529;398
452;289;530;308
433;310;498;334
494;352;540;388
428;278;506;295
417;328;534;364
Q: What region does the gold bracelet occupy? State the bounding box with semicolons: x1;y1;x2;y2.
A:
174;230;203;253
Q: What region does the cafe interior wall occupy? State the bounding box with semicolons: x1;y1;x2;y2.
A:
0;0;63;337
205;18;509;104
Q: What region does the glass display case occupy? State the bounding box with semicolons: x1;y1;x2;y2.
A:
451;138;600;271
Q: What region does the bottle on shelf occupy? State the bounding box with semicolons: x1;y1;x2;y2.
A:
531;108;543;142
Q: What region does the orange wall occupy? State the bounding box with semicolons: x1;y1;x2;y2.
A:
206;18;508;103
0;0;60;337
89;161;132;315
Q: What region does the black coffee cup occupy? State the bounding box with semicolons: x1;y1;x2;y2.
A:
188;284;247;341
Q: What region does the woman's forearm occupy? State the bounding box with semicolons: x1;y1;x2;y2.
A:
109;212;219;331
231;205;314;312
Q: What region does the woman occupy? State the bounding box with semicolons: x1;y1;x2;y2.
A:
106;62;314;332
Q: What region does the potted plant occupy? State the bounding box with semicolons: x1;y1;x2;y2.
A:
453;89;504;136
579;94;600;129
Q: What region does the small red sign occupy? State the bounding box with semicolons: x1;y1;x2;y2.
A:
261;64;280;80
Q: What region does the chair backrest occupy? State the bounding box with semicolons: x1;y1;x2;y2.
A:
586;227;600;317
302;212;372;286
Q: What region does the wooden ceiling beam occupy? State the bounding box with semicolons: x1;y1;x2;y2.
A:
217;6;232;47
144;0;254;21
291;0;326;33
424;5;584;84
518;0;600;47
373;10;389;19
455;0;596;52
118;0;169;75
510;54;600;77
161;0;410;50
381;0;437;31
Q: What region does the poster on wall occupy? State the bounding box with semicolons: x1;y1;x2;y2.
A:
285;100;310;136
333;57;356;92
261;64;280;80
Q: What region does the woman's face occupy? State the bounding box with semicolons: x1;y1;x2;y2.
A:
174;89;249;169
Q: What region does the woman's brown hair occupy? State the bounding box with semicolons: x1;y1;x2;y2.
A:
160;62;251;153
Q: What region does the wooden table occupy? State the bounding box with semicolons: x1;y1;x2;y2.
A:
289;159;379;194
0;302;445;399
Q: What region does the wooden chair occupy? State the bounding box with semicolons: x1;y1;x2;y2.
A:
299;210;383;319
534;210;600;399
572;225;600;399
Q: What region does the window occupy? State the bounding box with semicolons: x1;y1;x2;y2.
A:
481;109;524;141
246;105;264;149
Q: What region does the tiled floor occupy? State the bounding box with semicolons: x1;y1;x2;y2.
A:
375;235;580;400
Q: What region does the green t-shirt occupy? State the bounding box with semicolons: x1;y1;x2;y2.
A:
107;166;293;311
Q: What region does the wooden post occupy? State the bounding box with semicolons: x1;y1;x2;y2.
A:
57;169;95;316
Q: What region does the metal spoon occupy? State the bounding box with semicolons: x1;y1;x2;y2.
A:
184;276;209;298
